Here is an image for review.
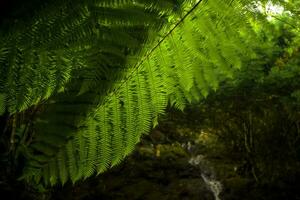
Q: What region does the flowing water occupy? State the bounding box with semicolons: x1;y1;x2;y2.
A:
189;155;223;200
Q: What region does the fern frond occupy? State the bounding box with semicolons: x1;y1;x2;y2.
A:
57;150;69;185
96;105;112;173
135;71;152;133
15;0;277;186
66;142;78;184
49;158;58;186
110;95;125;166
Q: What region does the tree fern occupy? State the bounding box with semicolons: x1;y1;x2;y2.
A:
1;0;292;186
0;0;177;114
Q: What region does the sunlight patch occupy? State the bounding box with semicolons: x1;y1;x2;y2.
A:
250;0;286;21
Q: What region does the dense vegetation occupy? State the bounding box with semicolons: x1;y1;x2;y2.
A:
0;0;299;198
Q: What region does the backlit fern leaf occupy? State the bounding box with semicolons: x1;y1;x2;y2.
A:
3;0;280;186
110;95;125;166
96;106;112;173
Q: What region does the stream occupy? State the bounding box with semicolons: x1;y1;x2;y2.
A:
189;155;223;200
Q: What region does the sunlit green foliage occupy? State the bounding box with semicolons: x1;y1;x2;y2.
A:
0;0;299;186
